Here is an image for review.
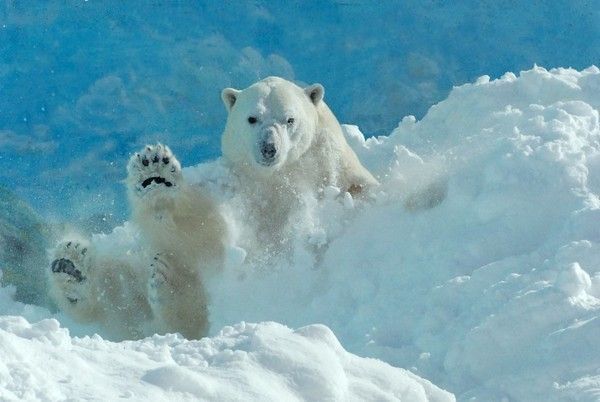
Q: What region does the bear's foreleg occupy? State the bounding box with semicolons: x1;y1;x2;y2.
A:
127;144;226;338
147;253;209;338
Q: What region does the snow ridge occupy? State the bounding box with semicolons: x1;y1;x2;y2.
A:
0;317;453;402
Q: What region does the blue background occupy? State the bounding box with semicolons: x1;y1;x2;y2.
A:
0;1;598;227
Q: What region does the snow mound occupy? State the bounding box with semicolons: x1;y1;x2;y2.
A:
0;316;453;402
205;66;600;401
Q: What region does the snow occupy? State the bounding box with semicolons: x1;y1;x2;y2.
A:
1;65;600;401
0;317;452;402
203;66;600;400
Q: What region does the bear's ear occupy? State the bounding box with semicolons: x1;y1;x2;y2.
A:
305;83;324;105
221;88;241;111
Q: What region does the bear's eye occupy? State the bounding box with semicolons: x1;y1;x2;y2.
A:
247;116;257;124
287;117;295;125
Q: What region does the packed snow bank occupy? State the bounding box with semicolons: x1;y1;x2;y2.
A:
0;316;453;402
205;66;600;401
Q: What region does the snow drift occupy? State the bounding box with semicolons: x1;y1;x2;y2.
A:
1;65;599;401
208;65;600;401
0;317;452;401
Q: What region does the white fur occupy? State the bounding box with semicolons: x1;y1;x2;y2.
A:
221;77;378;192
49;144;225;339
48;77;377;340
48;237;153;339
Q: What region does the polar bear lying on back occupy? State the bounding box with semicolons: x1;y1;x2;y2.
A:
48;77;378;340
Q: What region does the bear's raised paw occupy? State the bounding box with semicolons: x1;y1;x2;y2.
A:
127;144;182;197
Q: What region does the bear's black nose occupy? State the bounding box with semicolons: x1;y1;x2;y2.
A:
261;142;277;161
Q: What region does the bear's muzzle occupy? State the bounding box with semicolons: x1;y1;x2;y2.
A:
257;127;280;166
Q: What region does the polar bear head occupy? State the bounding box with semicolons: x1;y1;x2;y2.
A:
220;77;325;176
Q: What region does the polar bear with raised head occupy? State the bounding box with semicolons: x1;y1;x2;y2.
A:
48;77;378;340
221;76;377;192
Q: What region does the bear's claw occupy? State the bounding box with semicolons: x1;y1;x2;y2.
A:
147;253;171;309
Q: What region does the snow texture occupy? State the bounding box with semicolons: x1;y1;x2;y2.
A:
205;66;600;401
1;66;600;401
0;317;452;402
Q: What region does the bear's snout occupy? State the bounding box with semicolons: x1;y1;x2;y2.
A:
260;141;277;162
257;127;280;166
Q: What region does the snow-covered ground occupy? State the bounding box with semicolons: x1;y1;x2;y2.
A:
1;66;600;401
0;317;452;401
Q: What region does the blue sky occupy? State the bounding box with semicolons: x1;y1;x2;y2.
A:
0;0;598;224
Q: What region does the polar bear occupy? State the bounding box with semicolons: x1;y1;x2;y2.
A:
220;77;378;253
221;77;377;192
48;77;377;340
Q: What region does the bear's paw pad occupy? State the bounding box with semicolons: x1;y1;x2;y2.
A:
128;144;182;196
51;258;85;282
49;240;91;303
